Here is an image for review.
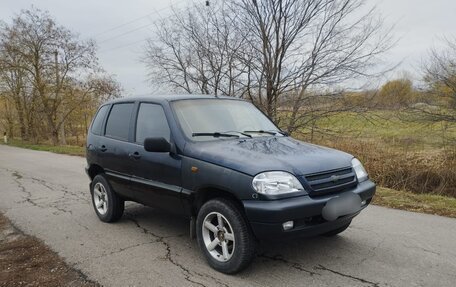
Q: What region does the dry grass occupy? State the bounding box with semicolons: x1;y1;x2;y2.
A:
374;187;456;218
322;139;456;198
2;139;85;157
294;110;456;198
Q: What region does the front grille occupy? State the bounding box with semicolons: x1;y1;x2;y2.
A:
304;167;357;196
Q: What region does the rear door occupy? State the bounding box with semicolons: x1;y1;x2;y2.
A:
99;102;136;198
86;104;110;167
129;102;183;213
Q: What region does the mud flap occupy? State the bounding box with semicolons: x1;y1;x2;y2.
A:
189;216;196;239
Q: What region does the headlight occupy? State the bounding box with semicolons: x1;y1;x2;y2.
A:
352;158;368;182
252;171;305;195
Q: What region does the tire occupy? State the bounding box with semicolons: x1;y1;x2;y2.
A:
196;198;256;274
322;222;351;237
90;174;124;223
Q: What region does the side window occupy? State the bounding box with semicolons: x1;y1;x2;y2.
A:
136;103;170;144
91;105;109;135
105;103;134;141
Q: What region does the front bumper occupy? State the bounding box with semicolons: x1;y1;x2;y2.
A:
242;180;376;240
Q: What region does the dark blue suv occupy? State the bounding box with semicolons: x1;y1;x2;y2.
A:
86;95;376;273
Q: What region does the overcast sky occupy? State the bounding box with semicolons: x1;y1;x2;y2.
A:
1;0;455;95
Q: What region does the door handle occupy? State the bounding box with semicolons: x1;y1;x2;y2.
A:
99;145;107;152
129;151;141;159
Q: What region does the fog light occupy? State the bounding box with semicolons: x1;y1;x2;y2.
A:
282;221;294;231
361;200;366;206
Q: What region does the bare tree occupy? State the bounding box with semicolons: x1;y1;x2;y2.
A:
234;0;392;132
417;38;456;123
0;7;119;145
144;0;392;135
0;94;16;138
144;1;247;96
0;51;27;139
0;8;121;145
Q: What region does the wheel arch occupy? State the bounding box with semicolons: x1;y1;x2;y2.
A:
87;164;105;180
191;187;246;217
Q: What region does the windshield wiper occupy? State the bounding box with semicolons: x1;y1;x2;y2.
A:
192;131;253;138
222;131;252;138
243;130;277;135
243;130;288;136
274;130;289;136
192;132;240;138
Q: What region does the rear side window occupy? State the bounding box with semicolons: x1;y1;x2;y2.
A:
135;103;170;144
91;105;109;135
105;103;134;141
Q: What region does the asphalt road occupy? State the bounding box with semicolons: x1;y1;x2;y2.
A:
0;145;455;287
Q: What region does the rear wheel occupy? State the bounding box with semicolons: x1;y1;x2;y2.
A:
323;222;351;237
196;198;255;274
90;174;124;223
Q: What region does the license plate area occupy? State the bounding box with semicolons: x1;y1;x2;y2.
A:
322;192;362;221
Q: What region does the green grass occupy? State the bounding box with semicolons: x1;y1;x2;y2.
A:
3;139;85;157
374;187;456;218
308;110;456;150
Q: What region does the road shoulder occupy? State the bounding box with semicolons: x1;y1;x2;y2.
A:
0;213;99;287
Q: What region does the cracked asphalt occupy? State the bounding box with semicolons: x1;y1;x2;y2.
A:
1;145;455;287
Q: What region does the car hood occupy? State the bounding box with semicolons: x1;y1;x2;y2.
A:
183;136;354;176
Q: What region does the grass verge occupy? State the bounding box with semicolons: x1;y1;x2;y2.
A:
2;140;85;157
374;187;456;218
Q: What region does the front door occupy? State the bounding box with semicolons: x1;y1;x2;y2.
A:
129;102;183;213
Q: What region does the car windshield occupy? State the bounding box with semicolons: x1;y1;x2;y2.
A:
172;99;281;141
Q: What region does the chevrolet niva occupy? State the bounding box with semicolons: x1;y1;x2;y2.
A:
86;95;375;273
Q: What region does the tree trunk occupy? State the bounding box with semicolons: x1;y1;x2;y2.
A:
16;106;28;140
50;129;59;146
58;116;66;145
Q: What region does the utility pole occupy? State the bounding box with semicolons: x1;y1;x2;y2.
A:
54;50;59;101
55;50;66;145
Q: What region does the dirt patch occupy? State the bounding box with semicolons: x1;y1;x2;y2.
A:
0;213;98;287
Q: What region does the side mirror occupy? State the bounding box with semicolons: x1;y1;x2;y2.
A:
143;137;171;153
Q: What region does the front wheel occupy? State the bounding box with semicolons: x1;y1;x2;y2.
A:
90;174;124;223
196;198;256;274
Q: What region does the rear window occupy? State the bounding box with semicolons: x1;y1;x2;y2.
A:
105;103;134;141
90;105;109;135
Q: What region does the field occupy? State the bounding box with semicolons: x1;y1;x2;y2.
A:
299;110;456;149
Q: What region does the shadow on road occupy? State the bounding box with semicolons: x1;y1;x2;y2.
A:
119;203;380;286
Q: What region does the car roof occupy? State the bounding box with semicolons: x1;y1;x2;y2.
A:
104;94;242;105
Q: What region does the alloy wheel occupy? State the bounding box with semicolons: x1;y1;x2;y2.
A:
201;212;236;262
93;182;108;215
